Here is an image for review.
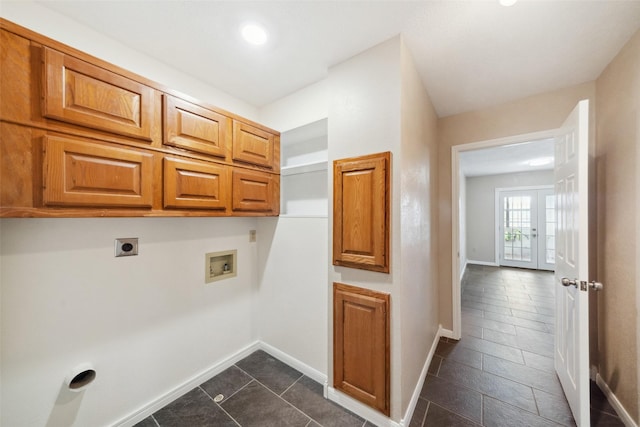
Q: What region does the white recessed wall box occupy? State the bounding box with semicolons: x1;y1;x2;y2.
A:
205;250;237;283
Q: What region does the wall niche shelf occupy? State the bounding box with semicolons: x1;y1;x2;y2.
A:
281;160;328;176
280;118;328;217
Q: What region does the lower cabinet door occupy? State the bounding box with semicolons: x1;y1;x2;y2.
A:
164;156;230;210
232;169;278;213
333;282;390;415
43;135;154;208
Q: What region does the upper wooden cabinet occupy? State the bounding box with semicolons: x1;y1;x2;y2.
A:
163;95;231;160
232;120;279;171
0;19;280;218
333;152;390;273
232;169;279;214
164;156;230;211
42;47;156;142
43;135;154;208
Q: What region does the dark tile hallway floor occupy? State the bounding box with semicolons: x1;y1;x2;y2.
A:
135;265;624;427
134;349;375;427
409;265;624;427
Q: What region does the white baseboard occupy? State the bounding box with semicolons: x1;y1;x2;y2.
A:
467;260;499;267
114;341;261;427
439;327;456;340
595;373;638;427
327;387;400;427
114;335;451;427
258;342;327;386
399;327;443;426
460;259;468;277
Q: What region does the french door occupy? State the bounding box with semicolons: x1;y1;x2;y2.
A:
498;188;555;270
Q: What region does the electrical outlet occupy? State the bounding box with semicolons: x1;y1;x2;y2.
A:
115;238;138;257
249;230;256;242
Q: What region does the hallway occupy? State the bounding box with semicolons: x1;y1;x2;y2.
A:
410;265;623;426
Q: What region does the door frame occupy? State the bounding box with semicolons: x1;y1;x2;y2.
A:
450;129;557;339
494;185;554;270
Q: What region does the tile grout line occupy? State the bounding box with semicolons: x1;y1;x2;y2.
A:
462;266;572;426
280;372;305;397
421;400;430;427
198;385;242;427
247;376;319;426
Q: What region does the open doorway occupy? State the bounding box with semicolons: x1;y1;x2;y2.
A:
450;129;557;339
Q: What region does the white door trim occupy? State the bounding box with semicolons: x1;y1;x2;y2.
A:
450;129;558;339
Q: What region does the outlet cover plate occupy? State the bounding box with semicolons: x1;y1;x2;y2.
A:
115;238;138;257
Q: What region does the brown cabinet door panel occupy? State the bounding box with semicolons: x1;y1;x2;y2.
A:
164;95;231;159
333;283;390;415
43;47;155;141
232;169;277;213
43;135;154;207
232;120;276;169
164;157;230;210
333;152;390;272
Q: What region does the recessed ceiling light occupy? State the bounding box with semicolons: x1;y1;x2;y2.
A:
499;0;518;6
241;23;268;46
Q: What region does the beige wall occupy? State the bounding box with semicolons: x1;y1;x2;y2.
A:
465;170;554;264
595;29;640;424
399;39;440;419
437;81;596;331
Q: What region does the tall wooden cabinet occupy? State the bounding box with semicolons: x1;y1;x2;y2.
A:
333;152;390;272
333;282;390;415
0;19;280;218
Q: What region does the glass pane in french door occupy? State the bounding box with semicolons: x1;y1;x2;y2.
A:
503;195;533;262
545;194;556;264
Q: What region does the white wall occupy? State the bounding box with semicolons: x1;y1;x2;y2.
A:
255;218;328;377
258;79;329;132
1;217;258;427
255;84;330;378
465;170;553;264
0;4;265;426
327;36;402;420
0;1;258;120
327;35;440;423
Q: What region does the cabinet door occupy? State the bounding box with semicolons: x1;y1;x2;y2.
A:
333;152;390;273
232;120;278;170
43;47;155;141
164;157;230;210
333;282;390;416
43;135;154;208
164;95;231;159
232;169;278;213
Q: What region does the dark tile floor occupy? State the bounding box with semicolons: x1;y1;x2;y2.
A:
409;265;625;427
134;350;375;427
134;265;624;427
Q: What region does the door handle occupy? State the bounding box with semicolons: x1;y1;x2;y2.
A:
562;278;603;292
589;281;603;291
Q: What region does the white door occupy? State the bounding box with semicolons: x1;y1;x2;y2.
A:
554;99;594;426
499;188;555;270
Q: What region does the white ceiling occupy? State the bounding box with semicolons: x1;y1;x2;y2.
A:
460;138;555;177
35;0;640;117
